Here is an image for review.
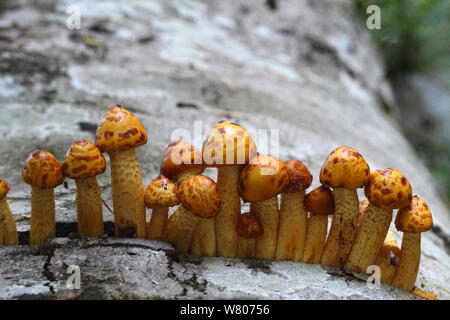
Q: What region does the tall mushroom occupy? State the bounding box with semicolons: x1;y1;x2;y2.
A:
144;174;179;241
319;146;370;268
303;186;335;264
345;168;412;273
22;150;64;247
236;212;263;259
0;179;18;245
238;155;289;259
95;105;148;238
62;139;106;237
202;121;257;258
375;228;401;284
165;175;220;253
275;160;312;261
392;196;433;292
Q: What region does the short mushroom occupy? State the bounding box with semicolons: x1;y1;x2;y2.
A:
275;160;312;261
165;175;220;253
238;155;289;259
0;179;18;245
345;168;412;273
202;121;257;258
95;105;148;238
392;196;433;292
22;150;64;247
63;139;106;237
144;174;179;241
236;212;263;259
319;146;370;268
375;228;401;284
190;218;216;257
302;186;335;264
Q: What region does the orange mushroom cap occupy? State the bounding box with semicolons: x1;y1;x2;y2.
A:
62;139;106;180
95;105;148;153
364;168;412;211
160;141;206;181
177;175;221;218
284;160;312;193
202;120;257;167
238;155;290;203
0;179;10;199
395;196;433;233
236;212;263;239
22;150;64;189
304;186;335;215
319;146;370;190
144;174;180;208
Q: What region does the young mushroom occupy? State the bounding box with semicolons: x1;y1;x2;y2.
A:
275;160;312;261
165;175;220;253
236;212;263;259
0;179;18;245
320;146;370;268
95;105;148;238
144;174;180;241
62;140;106;237
375;228;401;284
392;196;433;292
345;168;412;273
202;121;257;258
238;155;289;259
22;150;64;247
302;186;335;264
190;218;216;257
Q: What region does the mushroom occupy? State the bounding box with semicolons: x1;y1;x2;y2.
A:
392;196;433;292
22;150;64;247
275;160;312;261
303;186;335;264
319;146;370;268
144;174;180;241
0;179;18;245
190;219;216;257
238;155;289;259
345;168;412;273
236;212;263;259
165;175;221;253
95;105;148;238
202;121;257;258
62;139;106;237
375;228;401;284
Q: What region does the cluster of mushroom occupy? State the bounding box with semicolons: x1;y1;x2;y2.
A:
0;105;433;295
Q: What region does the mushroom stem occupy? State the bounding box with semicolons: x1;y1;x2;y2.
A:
146;207;168;241
165;206;201;253
109;149;146;238
75;177;104;237
375;229;400;283
303;214;328;264
275;191;307;261
321;187;359;267
190;218;216;257
392;232;421;292
254;196;279;259
30;187;55;247
237;237;256;259
0;197;18;245
215;166;241;258
344;203;392;273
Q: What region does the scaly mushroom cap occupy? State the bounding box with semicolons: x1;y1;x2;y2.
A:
319;146;370;190
365;168;413;211
95;105;148;153
22;150;64;189
0;179;10;199
202;120;257;167
304;186;334;215
177;175;221;218
236;212;263;239
395;196;433;233
160;141;206;180
62;139;106;180
238;155;290;203
144;174;180;208
284;160;312;193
